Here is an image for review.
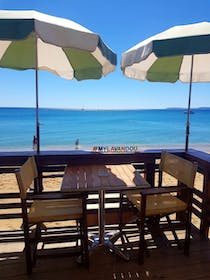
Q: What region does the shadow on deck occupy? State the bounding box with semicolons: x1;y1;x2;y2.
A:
0;224;210;280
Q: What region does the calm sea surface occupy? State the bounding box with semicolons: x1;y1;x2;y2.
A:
0;107;210;151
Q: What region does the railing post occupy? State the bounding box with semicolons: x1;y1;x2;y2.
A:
34;155;43;193
200;170;210;238
144;159;156;187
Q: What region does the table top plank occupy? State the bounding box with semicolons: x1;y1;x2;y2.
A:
64;167;78;190
115;164;134;186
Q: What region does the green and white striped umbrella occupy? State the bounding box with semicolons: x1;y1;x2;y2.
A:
0;10;117;152
121;22;210;150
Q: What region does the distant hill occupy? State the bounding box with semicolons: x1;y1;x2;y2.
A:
165;107;185;110
166;107;210;111
196;107;210;110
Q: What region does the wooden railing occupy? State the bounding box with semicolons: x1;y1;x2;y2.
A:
0;149;210;238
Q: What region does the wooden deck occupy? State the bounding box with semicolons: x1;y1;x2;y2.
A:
0;223;210;280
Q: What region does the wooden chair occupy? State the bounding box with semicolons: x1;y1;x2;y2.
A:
16;157;89;274
122;152;198;264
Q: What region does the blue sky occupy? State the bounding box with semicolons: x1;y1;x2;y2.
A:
0;0;210;109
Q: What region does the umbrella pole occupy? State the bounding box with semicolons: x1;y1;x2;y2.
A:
35;35;40;153
185;55;194;152
35;69;40;153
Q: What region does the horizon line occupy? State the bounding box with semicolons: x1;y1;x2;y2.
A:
0;106;210;111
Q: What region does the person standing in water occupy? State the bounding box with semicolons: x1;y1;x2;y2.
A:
75;138;79;149
33;136;38;151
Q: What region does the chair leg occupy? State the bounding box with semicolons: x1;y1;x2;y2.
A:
23;225;32;274
184;209;191;256
80;218;89;268
119;192;126;247
32;223;41;265
166;215;182;249
138;195;146;265
138;217;145;264
76;220;80;247
119;193;136;250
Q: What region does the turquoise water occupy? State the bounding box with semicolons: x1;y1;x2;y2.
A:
0;107;210;151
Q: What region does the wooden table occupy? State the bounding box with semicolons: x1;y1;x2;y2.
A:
61;164;151;260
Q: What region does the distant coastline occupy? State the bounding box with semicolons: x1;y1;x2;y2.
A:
1;106;210;111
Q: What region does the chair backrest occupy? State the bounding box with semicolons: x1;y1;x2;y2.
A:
16;157;38;199
159;152;198;188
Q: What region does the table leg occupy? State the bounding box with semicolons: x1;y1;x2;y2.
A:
89;189;129;261
99;189;105;243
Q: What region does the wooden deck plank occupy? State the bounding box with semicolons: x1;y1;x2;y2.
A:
0;225;210;280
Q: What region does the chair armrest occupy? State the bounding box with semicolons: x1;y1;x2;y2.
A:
140;185;191;196
27;191;87;200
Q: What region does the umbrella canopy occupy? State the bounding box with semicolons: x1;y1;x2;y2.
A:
121;22;210;150
0;10;117;151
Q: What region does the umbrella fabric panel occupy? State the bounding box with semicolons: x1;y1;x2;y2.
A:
0;37;36;69
98;37;117;67
35;19;98;51
64;48;102;80
123;52;156;81
153;35;210;57
180;54;210;82
36;39;74;79
0;19;34;40
147;56;183;82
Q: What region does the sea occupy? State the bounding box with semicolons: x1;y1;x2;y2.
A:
0;107;210;152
